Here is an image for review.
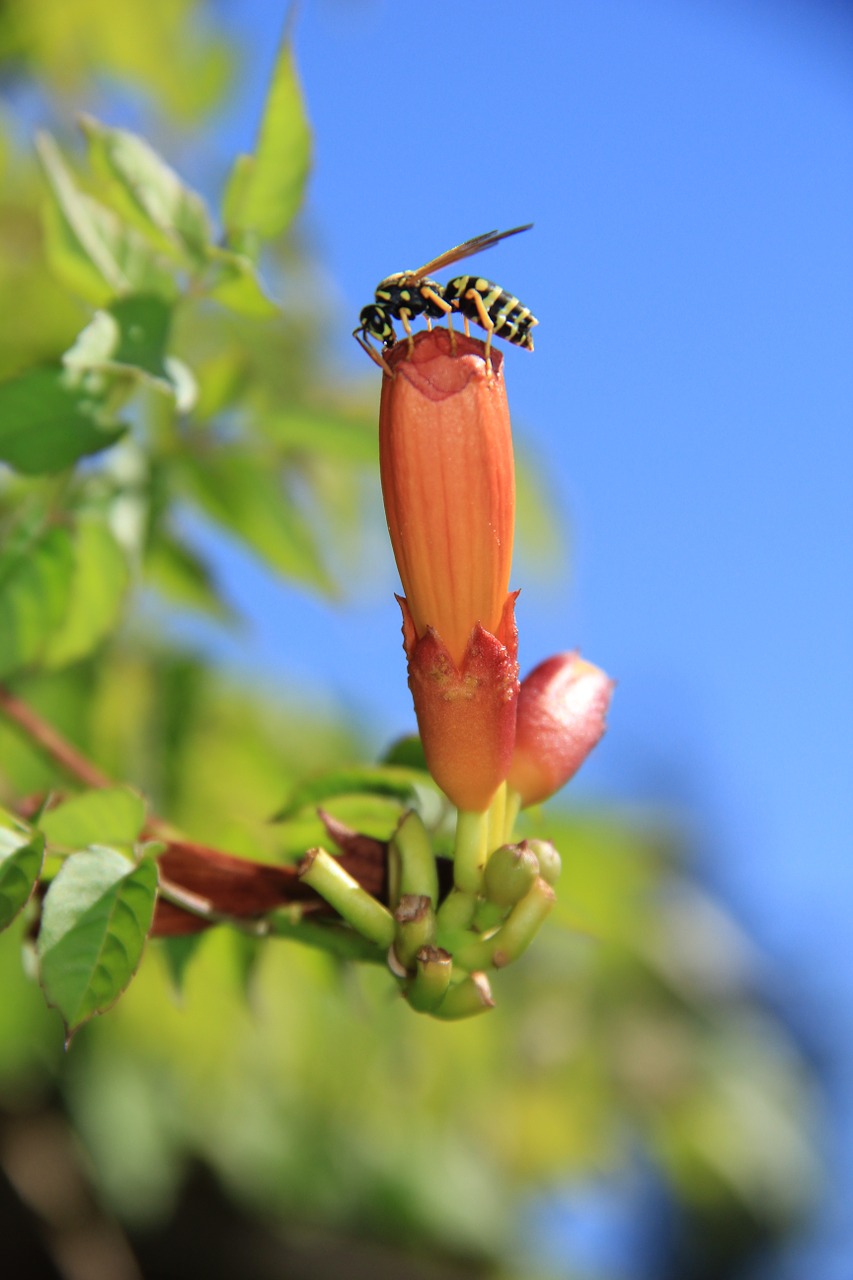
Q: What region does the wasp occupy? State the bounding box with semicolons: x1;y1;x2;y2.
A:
353;224;538;373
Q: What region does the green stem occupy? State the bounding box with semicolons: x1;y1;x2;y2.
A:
435;887;482;961
267;912;387;964
486;782;507;854
298;848;395;949
453;876;555;972
452;808;490;893
473;898;506;933
392;810;438;906
432;972;495;1020
393;894;436;971
405;946;453;1012
435;887;477;941
503;788;522;844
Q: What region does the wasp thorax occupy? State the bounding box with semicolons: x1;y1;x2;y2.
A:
375;272;406;297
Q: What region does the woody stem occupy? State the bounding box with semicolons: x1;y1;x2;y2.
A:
0;684;112;789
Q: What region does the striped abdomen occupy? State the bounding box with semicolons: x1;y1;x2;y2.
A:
443;275;537;350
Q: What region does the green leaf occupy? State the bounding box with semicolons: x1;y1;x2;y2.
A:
0;366;125;475
382;735;428;771
108;296;173;381
62;298;196;413
39;787;146;850
0;527;74;679
65;294;171;380
222;35;311;244
272;766;425;822
37;131;176;305
37;847;157;1036
80;115;213;266
193;349;250;421
42;517;130;669
179;450;332;591
0;810;45;932
159;933;207;996
205;247;279;318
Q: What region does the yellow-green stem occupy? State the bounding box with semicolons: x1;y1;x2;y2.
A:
453;808;490;893
435;887;481;959
454;876;555;971
486;782;507;855
503;787;522;844
432;972;495;1020
393;894;436;970
405;946;453;1012
298;848;395;949
393;810;439;905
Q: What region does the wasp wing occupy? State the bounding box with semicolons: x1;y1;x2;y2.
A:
410;223;533;281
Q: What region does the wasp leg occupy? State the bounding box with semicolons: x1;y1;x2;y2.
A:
353;329;394;377
420;285;452;316
400;309;416;356
420;286;456;353
464;289;496;366
463;315;471;338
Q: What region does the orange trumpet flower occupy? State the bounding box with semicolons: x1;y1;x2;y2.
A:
379;329;519;813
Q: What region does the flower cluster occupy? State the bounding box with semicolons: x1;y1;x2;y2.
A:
304;327;612;1018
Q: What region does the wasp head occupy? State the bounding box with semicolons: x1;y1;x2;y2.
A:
359;304;396;347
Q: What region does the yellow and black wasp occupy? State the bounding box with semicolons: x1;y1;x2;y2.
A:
354;224;538;372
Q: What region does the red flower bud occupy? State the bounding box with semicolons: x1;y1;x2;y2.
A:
507;652;613;807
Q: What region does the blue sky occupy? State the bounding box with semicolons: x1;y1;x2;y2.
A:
204;0;852;958
194;1;851;1271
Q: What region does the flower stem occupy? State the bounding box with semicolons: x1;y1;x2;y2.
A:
503;787;522;843
392;810;438;906
486;782;507;855
432;972;495;1020
452;808;490;893
436;886;477;933
405;946;453;1012
393;894;436;970
298;848;395;949
267;912;388;964
453;876;555;972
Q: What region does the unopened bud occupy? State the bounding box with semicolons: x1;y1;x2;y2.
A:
524;838;562;887
483;842;539;907
508;652;613;807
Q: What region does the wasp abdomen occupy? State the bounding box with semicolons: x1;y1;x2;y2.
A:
444;275;537;350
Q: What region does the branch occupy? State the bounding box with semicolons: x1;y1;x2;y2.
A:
0;683;112;790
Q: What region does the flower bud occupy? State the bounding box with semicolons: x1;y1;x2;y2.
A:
508;652;613;807
524;837;562;886
380;330;519;811
483;841;539;907
380;329;515;666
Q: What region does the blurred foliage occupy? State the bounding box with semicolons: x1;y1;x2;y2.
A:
0;3;819;1278
0;650;820;1278
0;0;232;119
